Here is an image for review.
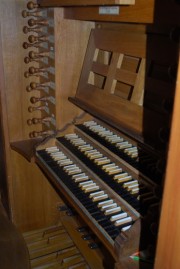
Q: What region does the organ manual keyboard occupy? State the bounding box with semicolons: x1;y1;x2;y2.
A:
34;27;171;269
35;119;160;269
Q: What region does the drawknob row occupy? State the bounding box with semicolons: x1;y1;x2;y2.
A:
23;2;55;138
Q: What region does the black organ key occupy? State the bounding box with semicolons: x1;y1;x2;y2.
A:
88;242;99;249
77;227;87;233
82;234;92;240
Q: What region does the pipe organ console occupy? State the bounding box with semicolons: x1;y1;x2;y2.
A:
0;0;180;269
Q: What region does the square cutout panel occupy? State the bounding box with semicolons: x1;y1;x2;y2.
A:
86;46;145;105
93;49;112;66
113;81;133;100
87;49;112;90
88;71;107;90
72;29;147;134
111;54;144;103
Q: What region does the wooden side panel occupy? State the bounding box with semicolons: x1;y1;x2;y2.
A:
0;1;95;232
0;0;37;141
54;9;94;129
0;0;62;231
154;53;180;269
0;24;11;215
11;151;62;231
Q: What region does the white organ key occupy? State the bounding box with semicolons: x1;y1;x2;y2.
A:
65;133;78;139
72;173;86;179
127;184;139;190
121;225;132;232
89;153;103;160
124;147;137;153
104;165;117;172
92;194;108;202
116;141;128;146
117;176;133;183
81;183;96;190
131;188;139;194
123;180;138;187
71;138;85;144
83;121;97;126
50;152;61;156
63;164;77;170
101;203;117;211
105;134;118;139
73;141;86;146
89;191;105;198
80;146;93;152
113;172;129;179
90;126;105;131
84;149;97;155
65;166;79;172
51;151;65;156
94;157;107;162
114;216;132;227
118;143;132;149
108;168;122;175
97;199;113;208
79;180;93;187
127;151;138;157
110;212;128;222
78;144;91;149
48;149;60;154
84;186;100;193
107;137;123;143
104;206;121;216
67;169;82;175
113;173;128;180
78;144;89;148
131;152;138;158
102;163;116;170
94;157;111;165
73;175;89;182
74;177;89;183
127;152;138;157
86;149;100;156
96;159;111;165
58;159;73;166
53;156;67;161
99;130;113;136
110;139;124;144
46;146;58;152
